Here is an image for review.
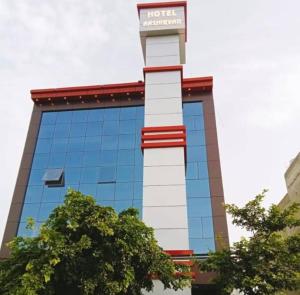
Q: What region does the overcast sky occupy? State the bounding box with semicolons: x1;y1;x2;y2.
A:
0;0;299;245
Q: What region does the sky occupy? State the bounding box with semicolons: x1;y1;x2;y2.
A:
0;0;299;245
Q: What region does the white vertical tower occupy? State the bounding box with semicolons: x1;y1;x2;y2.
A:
138;2;191;294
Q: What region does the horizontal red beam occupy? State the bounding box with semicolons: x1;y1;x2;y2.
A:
142;133;185;141
30;77;213;104
142;125;186;134
142;142;186;149
164;250;194;256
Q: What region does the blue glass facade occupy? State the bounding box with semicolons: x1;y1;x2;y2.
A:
18;106;144;237
183;102;215;254
18;102;215;254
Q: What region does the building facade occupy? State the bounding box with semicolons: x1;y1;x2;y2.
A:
278;152;300;295
0;2;229;294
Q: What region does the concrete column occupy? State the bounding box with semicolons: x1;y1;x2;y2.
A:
138;2;191;294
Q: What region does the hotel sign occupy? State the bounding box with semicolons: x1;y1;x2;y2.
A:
139;6;185;33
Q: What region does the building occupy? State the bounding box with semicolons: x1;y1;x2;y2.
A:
278;153;300;295
0;2;229;294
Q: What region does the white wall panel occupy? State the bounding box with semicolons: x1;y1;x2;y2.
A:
143;184;186;207
144;165;185;186
143;206;188;229
145;83;182;99
144;148;185;166
146;42;180;57
146;35;180;45
154;229;189;249
146;55;180;67
145;113;183;126
145;97;182;115
145;71;181;85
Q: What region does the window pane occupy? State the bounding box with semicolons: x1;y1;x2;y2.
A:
79;184;97;196
65;152;83;167
24;186;43;204
120;120;136;134
72;110;89;123
187;146;207;162
35;138;52;153
68;137;85;152
64;167;81;185
48;153;66;168
53;124;70;138
120;107;136;120
42;187;63;203
103;121;119;135
119;134;135;149
102;136;118;150
98;166;116;183
29;169;44;186
96;183;115;201
80;167;97;183
51;138;68;153
104;108;120;121
39;124;55;138
82;151;100;167
20;203;40;222
134;182;143;200
115;200;133;212
56;111;73;123
117;166;134;182
189;218;203;238
86;122;102;136
186;163;198;180
198;162;209;179
41;112;57;125
99;150;117;165
187;130;206;146
32;154;49;169
202;217;214;238
118;149;134;165
186;179;210;198
42;168;63;182
38;203;60;222
189;238;215;254
69;123;87;137
183;102;203;116
187;198;212;217
115;183;134;200
88;109;104;122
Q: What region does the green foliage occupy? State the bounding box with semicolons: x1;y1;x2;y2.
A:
0;190;191;295
200;190;300;295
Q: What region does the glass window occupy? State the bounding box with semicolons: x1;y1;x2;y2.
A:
186;179;210;198
42;187;63;203
42;168;64;187
39;124;55;138
187;146;207;162
104;108;120;121
187;198;212;217
48;153;66;168
120;120;136;134
35;138;52;154
120;107;136;120
64;167;81;185
99;150;117;166
80;167;97;183
202;217;214;238
86;122;102;136
186;163;198;180
68;137;85;152
17;222;41;238
72;110;89;123
189;238;215;254
88;109;104;122
69;123;87;137
41;112;57;125
118;149;134;165
98;166;116;183
183;102;203;116
24;186;43;204
82;151;100;167
28;169;44;186
51;138;68;153
135;107;144;119
103;121;119;135
115;183;134;200
189;218;203;238
102;135;118;150
32;154;49;169
56;111;73;123
53;124;70;138
119;134;135;149
96;183;115;201
134;182;143;200
117;166;134;182
198;162;209;179
65;152;83;167
187;130;206;146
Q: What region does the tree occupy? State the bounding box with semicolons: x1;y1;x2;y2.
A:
200;190;300;295
0;190;191;295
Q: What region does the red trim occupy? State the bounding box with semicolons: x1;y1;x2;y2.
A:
141;125;186;151
137;1;187;41
143;65;183;81
164;250;194;256
142;125;186;133
30;77;213;104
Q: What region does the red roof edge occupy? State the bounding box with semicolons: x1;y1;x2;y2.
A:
31;76;213;103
